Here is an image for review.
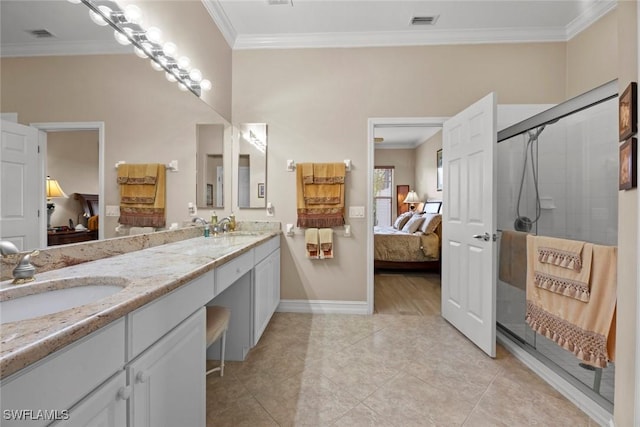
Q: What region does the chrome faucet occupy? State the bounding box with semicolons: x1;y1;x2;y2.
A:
192;217;209;226
213;217;231;234
0;240;39;285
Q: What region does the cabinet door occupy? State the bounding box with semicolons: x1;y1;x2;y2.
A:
129;308;206;427
253;254;272;346
270;250;281;315
52;371;127;427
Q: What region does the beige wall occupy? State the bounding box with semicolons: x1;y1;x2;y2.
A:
374;149;416;222
0;54;227;239
613;2;639;426
566;9;618;99
232;42;567;302
415;131;443;202
47;131;98;229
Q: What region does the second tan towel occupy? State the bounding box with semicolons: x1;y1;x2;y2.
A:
305;228;319;258
319;228;333;259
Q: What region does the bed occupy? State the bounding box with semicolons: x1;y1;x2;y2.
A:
374;201;442;272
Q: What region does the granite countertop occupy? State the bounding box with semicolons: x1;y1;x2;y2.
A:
0;231;279;379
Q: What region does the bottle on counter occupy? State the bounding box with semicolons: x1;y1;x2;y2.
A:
229;213;236;231
211;212;218;226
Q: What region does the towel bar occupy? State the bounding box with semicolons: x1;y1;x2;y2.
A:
115;160;178;172
286;159;352;172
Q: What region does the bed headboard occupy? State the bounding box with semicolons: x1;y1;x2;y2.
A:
74;193;99;218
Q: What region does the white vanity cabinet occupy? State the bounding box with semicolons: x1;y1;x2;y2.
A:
127;308;205;427
253;236;281;346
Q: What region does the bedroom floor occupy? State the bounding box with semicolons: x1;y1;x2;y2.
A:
205;272;598;426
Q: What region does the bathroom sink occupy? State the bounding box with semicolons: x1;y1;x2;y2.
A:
0;276;129;324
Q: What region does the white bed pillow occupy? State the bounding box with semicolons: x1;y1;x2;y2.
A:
419;213;442;234
401;215;425;233
393;211;414;229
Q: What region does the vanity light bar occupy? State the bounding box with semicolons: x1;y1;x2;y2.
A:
76;0;211;98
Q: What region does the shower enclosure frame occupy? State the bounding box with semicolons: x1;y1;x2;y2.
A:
496;79;619;425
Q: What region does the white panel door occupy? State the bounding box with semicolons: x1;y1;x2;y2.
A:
441;93;497;357
0;120;42;250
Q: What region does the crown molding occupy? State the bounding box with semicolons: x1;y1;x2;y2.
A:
0;41;131;58
201;0;237;49
234;27;570;50
566;0;617;40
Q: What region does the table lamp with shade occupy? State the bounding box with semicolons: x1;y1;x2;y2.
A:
403;190;420;212
46;176;68;229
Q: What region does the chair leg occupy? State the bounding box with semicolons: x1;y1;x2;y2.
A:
220;330;226;377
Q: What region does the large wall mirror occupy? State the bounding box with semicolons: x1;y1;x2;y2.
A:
237;123;267;209
196;124;225;209
0;0;229;251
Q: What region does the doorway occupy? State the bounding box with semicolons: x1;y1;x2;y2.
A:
31;122;105;243
367;117;447;314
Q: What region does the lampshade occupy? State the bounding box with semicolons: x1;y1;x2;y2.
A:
403;191;420;204
46;176;68;200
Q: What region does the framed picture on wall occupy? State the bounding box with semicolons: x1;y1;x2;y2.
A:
258;182;265;198
619;137;637;190
619;82;637;141
436;149;443;191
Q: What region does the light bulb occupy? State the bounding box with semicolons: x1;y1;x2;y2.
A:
67;0;82;4
200;79;212;91
150;60;164;71
123;5;143;25
177;56;190;70
134;46;148;59
189;69;202;82
165;72;177;83
163;42;177;57
114;28;132;46
178;83;188;92
146;27;162;44
89;5;112;26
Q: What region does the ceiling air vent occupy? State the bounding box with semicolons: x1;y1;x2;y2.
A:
411;16;439;26
27;29;55;38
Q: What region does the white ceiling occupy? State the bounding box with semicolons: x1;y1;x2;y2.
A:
0;0;616;147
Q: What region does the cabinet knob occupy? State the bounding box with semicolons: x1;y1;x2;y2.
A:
136;371;149;384
116;386;131;401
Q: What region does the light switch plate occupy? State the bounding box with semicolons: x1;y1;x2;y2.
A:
106;205;120;217
348;206;365;218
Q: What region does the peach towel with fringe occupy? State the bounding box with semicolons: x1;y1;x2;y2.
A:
296;163;345;228
117;163;158;203
525;235;617;368
118;164;166;228
533;236;593;302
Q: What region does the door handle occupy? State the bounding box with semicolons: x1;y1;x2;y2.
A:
473;233;490;242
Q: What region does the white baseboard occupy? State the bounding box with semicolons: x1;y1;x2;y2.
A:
277;299;369;315
497;331;614;427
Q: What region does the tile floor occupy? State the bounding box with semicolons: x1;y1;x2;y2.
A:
206;274;599;426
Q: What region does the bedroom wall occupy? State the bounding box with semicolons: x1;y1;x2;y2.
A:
47;130;99;229
415;131;443;203
232;42;567;302
374;148;416;223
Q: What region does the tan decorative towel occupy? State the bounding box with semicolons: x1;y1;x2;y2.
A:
536;235;586;272
305;228;319;258
532;236;593;301
525;235;617;368
119;164;166;228
319;228;333;259
304;184;342;205
312;163;346;184
296;163;345;228
498;230;528;291
118;164;160;204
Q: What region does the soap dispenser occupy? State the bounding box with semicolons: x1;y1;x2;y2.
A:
229;213;236;231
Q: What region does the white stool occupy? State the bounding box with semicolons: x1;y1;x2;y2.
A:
205;306;230;377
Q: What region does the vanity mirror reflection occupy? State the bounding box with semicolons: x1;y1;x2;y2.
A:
196;124;225;209
0;0;230;251
237;123;267;209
